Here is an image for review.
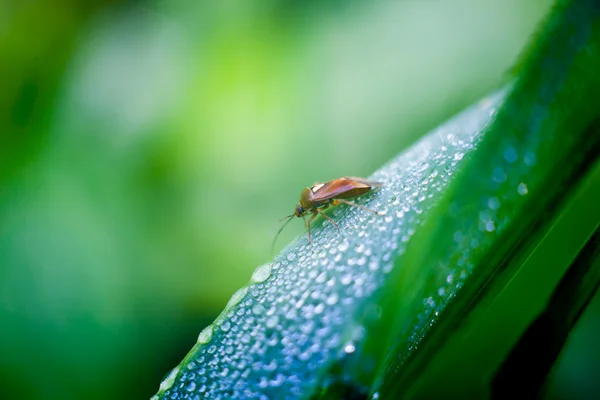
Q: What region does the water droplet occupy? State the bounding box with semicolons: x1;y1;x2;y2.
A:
518;182;528;195
186;381;196;392
503;146;517;163
454;231;463;243
251;263;272;283
488;197;500;210
485;220;495;232
524;151;536;166
221;321;231;332
287;252;296;261
338;240;349;252
326;293;339;305
492;167;507;183
266;315;279;329
315;271;327;284
269;373;285;387
226;287;248;310
344;344;356;354
252;304;265;315
340;274;352;285
159;366;180;392
198;326;213;344
369;260;379;271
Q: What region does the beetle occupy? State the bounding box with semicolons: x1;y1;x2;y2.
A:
273;176;383;251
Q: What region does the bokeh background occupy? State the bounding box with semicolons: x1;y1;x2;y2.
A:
2;1;599;399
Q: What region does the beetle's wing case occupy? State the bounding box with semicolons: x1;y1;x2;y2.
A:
311;183;326;192
311;177;380;203
342;176;383;188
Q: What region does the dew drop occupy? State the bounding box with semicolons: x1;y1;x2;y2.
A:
266;315;279;329
226;287;248;310
492;167;507;183
503;146;518;163
338;240;350;252
369;260;379;271
314;303;325;314
251;263;273;283
524;151;536;166
340;274;353;285
315;271;327;284
326;293;339;305
252;304;265;315
159;366;180;392
270;373;285;387
198;325;213;344
186;381;196;392
453;231;463;243
488;197;500;210
221;321;231;332
518;182;528;195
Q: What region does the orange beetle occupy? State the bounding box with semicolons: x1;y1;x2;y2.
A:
274;177;382;250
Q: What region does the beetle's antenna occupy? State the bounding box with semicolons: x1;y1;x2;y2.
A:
270;213;294;236
271;214;295;255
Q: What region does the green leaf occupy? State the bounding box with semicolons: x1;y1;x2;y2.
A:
153;87;509;400
153;0;600;398
491;224;600;398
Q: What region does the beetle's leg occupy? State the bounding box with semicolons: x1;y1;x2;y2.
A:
333;198;381;215
307;212;318;243
317;209;339;230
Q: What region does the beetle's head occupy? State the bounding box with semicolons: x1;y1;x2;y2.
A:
294;204;305;217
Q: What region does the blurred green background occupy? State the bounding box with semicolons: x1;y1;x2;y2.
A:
2;1;598;399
